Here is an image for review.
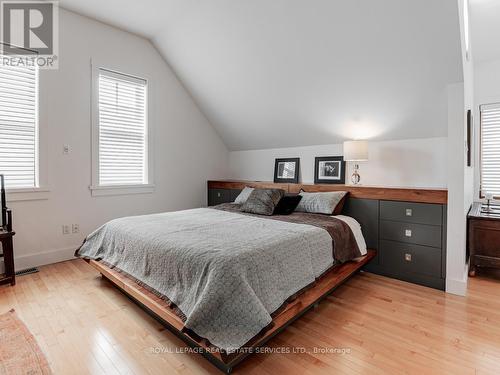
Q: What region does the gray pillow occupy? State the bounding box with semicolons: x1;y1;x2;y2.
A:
234;186;254;205
295;191;347;215
241;189;285;216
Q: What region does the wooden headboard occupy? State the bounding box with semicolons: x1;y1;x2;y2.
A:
207;180;447;204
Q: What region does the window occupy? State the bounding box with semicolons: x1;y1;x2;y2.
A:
0;61;38;189
94;68;150;192
480;103;500;197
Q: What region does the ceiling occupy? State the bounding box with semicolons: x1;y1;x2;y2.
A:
59;0;463;151
470;0;500;63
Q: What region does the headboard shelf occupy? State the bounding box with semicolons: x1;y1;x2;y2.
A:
207;180;447;205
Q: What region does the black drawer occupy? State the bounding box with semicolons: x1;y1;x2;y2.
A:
208;189;232;206
380;240;442;278
380;201;442;226
380;220;442;248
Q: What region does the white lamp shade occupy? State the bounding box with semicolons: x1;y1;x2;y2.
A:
343;140;368;161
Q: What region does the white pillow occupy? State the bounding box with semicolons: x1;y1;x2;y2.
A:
234;187;254;205
295;191;347;215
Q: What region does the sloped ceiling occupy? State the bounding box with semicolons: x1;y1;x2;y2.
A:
60;0;463;151
470;0;500;63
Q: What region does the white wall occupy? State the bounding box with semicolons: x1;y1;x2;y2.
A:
6;9;229;271
229;137;447;188
444;0;475;297
446;83;469;296
474;60;500;103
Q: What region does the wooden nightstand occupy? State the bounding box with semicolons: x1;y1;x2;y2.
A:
0;230;15;286
468;202;500;276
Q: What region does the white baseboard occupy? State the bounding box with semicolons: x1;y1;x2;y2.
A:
446;278;467;296
446;269;468;296
13;246;78;272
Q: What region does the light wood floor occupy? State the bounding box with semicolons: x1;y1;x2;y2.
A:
1;260;500;375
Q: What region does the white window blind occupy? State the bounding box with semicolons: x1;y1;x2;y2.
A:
0;62;38;189
98;69;147;186
480;103;500;197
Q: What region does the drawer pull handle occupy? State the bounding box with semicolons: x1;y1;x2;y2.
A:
405;253;412;262
405;229;412;237
406;208;413;217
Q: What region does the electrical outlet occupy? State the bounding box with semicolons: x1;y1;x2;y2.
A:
62;225;70;235
72;224;79;234
63;145;70;154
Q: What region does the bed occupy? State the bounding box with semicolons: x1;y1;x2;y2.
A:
76;202;375;373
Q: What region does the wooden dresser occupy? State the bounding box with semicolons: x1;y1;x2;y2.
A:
468;202;500;276
208;180;448;290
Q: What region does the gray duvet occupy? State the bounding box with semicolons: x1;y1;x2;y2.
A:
76;207;336;352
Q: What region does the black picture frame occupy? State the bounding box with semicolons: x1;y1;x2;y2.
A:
314;156;346;184
467;109;472;167
274;158;300;183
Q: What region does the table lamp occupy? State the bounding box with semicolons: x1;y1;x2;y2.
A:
485;193;494;212
343;140;369;185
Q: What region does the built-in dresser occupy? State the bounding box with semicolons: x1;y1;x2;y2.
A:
207;180;448;290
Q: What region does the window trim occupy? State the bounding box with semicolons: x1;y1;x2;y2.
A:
1;54;49;201
6;188;50;202
89;59;154;197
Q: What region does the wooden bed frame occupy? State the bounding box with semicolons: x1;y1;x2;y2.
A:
88;250;376;374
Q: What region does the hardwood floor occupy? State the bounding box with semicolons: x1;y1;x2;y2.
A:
1;260;500;375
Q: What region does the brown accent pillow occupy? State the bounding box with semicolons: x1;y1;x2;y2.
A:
241;189;285;216
333;191;349;215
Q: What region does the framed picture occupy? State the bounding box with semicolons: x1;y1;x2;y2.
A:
314;156;346;184
467;109;472;167
274;158;300;183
